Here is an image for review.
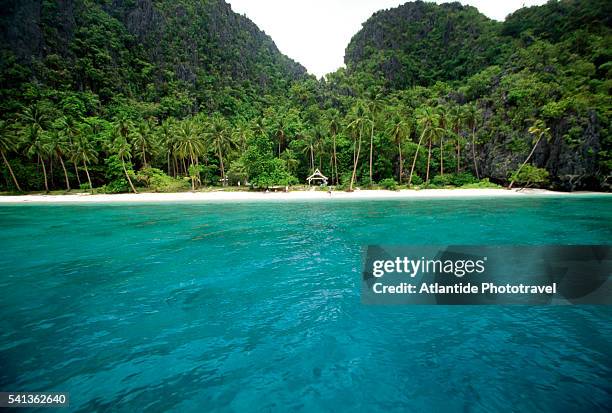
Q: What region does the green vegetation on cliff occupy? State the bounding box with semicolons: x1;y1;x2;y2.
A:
0;0;610;193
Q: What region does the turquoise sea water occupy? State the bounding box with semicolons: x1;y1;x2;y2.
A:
1;196;611;412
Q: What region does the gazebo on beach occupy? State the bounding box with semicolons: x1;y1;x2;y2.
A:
306;169;328;186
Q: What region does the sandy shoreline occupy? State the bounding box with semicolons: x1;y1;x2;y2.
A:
0;188;608;204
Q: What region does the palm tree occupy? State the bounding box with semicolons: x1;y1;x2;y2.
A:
130;119;155;168
207;115;235;186
58;117;82;186
463;104;481;179
110;133;138;193
301;129;318;174
346;101;370;191
47;129;71;190
157;118;177;176
448;105;466;173
273;113;288;156
508;120;552;189
23;124;50;192
175;120;206;189
387;111;411;184
232;122;252;153
427;122;445;182
435;107;448;176
19;104;47;131
409;107;437;186
367;94;384;185
19;104;49;191
0;120;22;191
70;127;97;191
312;124;327;171
326;109;341;185
280;149;299;175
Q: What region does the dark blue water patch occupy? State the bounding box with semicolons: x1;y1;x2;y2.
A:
0;197;611;412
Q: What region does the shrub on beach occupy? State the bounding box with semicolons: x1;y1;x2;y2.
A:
136;167;189;192
408;174;423;186
100;179;129;194
460;178;502;189
508;165;550;188
379;178;398;190
432;172;478;187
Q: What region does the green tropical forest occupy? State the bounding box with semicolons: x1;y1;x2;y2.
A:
0;0;610;193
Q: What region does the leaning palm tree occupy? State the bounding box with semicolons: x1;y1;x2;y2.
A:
110;133;138;193
0;120;22;191
508;120;552;189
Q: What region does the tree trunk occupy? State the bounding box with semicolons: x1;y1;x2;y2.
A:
440;136;444;176
189;150;199;189
508;135;543;189
83;161;92;192
408;130;426;186
310;145;314;173
50;158;54;188
456;138;461;173
57;152;70;190
1;149;21;191
122;158;138;193
369;123;374;185
142;149;147;168
40;155;49;193
217;143;226;186
472;125;480;179
398;138;403;184
349;126;363;192
426;138;432;183
333;134;338;185
73;161;81;186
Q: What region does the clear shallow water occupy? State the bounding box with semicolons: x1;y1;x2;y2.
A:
0;196;611;412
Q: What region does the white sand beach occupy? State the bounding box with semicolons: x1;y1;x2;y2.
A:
0;188;606;203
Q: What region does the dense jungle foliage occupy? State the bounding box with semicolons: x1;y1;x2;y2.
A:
0;0;610;193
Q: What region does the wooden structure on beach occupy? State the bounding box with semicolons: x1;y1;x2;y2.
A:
306;169;328;186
